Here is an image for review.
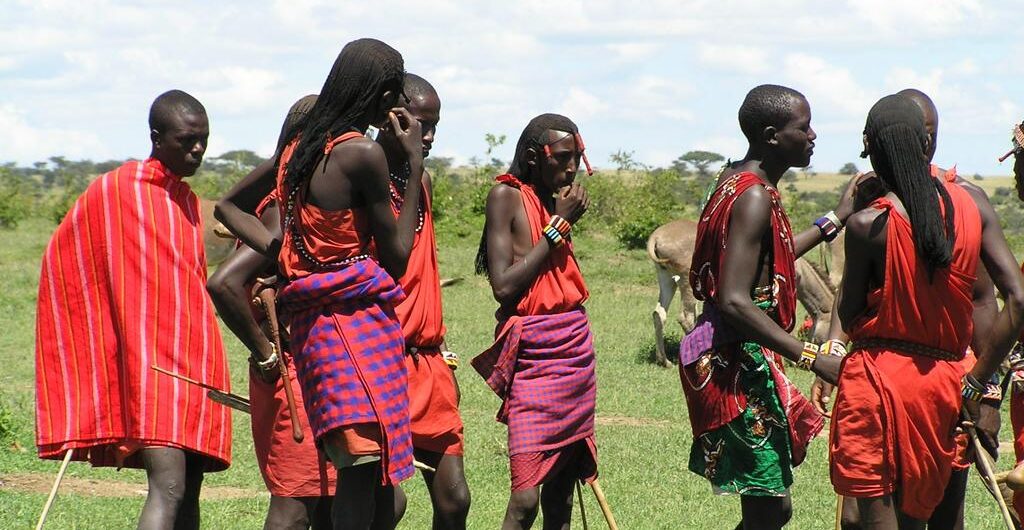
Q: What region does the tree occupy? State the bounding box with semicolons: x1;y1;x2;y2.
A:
838;162;858;175
609;149;641;173
484;133;506;168
674;150;724;178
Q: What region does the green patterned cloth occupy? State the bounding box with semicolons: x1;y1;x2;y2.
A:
687;340;794;497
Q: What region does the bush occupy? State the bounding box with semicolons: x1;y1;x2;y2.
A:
0;167;32;229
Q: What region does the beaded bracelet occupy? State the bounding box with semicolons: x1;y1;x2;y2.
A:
961;374;986;403
442;351;459;370
797;342;819;371
820;339;848;358
542;215;572;247
814;212;841;243
254;351;280;371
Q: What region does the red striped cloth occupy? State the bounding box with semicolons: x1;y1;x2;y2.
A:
35;158;232;470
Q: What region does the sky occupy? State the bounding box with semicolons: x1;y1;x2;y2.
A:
2;0;1022;175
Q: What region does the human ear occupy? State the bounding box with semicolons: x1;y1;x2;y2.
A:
860;134;870;158
762;126;778;146
150;129;162;148
525;147;538;167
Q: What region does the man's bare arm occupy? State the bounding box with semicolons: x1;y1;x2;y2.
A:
214;158;278;257
483;185;556;306
966;187;1024;382
207;206;281;363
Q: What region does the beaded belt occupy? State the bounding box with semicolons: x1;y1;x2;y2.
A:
850;338;963;362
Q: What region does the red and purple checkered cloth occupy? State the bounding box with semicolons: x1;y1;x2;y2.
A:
278;259;414;485
472;309;596;456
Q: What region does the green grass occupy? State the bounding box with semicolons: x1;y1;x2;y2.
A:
0;213;1018;529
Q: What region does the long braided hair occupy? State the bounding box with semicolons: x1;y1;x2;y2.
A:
862;94;955;278
278;39;404;269
474;113;580;275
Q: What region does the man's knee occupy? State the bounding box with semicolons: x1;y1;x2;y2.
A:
779;496;793;526
147;472;188;507
507;488;540;522
435;480;471;519
264;497;311;530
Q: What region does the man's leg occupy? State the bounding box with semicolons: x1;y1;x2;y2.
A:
926;469;967;530
370;483;405;530
416;448;470;530
172;451;205;530
311;496;334;530
264;496;317;530
333;463;380;530
502;488;540;530
857;496;925;530
538;464;577;530
738;494;792;530
138;447;188;530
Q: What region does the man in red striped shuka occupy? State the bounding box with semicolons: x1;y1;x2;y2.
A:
35;90;232;529
473;114;596;530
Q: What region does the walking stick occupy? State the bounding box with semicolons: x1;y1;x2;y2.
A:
577;481;590;530
834;495;843;530
963;417;1015;529
254;281;303;443
151;365;251;414
589;479;619;530
35;449;73;530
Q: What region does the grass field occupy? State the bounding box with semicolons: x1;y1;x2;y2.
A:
0;205;1019;528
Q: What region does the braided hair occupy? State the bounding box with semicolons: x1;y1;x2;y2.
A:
279;39;404;269
474;113;580;274
862;94;954;278
275;94;318;156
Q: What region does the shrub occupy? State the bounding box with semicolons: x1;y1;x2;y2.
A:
0;166;32;229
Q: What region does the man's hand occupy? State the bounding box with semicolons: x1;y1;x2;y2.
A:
834;173;862;222
810;377;835;415
811;354;842;385
387;107;424;161
249;356;281;385
554;182;589;224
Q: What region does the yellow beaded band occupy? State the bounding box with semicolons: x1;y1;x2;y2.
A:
442;350;459;370
820;339;848;358
798;342;819;371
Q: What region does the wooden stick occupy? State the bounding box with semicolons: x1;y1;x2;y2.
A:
589;479;619;530
834;495;843;530
151;366;250;411
965;421;1015;530
256;287;303;443
577;481;590;530
413;460;436;473
35;449;73;530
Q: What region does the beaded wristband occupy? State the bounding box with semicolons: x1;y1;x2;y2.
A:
797;342;819;371
820;339;848;358
542;215;573;247
442;351;459;370
814;216;840;242
961;374;986;403
824;210;843;229
543;224;564;246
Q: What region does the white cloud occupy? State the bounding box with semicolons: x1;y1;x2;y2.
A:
697;43;771;75
0;105;108;163
557;87;608;122
845;0;984;35
605;42;662;62
784;53;874;117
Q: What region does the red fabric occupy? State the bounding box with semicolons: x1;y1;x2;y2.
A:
276;132;372;281
392;183;445;347
831;180;982;520
682;172;816;444
494;174;589;316
1012;387;1024;519
689;172;797;332
247;190;334;497
250;354;336;497
35;158;231;470
510;437;598;492
405;348;464;455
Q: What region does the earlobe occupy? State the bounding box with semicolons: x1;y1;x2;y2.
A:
763;127;778;146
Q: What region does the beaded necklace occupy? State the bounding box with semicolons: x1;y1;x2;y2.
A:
388;161;424;232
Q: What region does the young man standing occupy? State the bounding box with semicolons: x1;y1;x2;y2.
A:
36;90;232;529
679;84;854;530
474;113;596;530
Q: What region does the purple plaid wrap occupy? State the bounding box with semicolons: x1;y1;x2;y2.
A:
472;309;596;455
278;259;414;485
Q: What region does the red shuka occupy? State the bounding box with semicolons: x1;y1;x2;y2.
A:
36;158;231;470
277;132;372;281
830;180;981;520
391;183;464;454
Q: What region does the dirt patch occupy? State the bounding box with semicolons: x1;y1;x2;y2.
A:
0;472;263;500
596;414;670;428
